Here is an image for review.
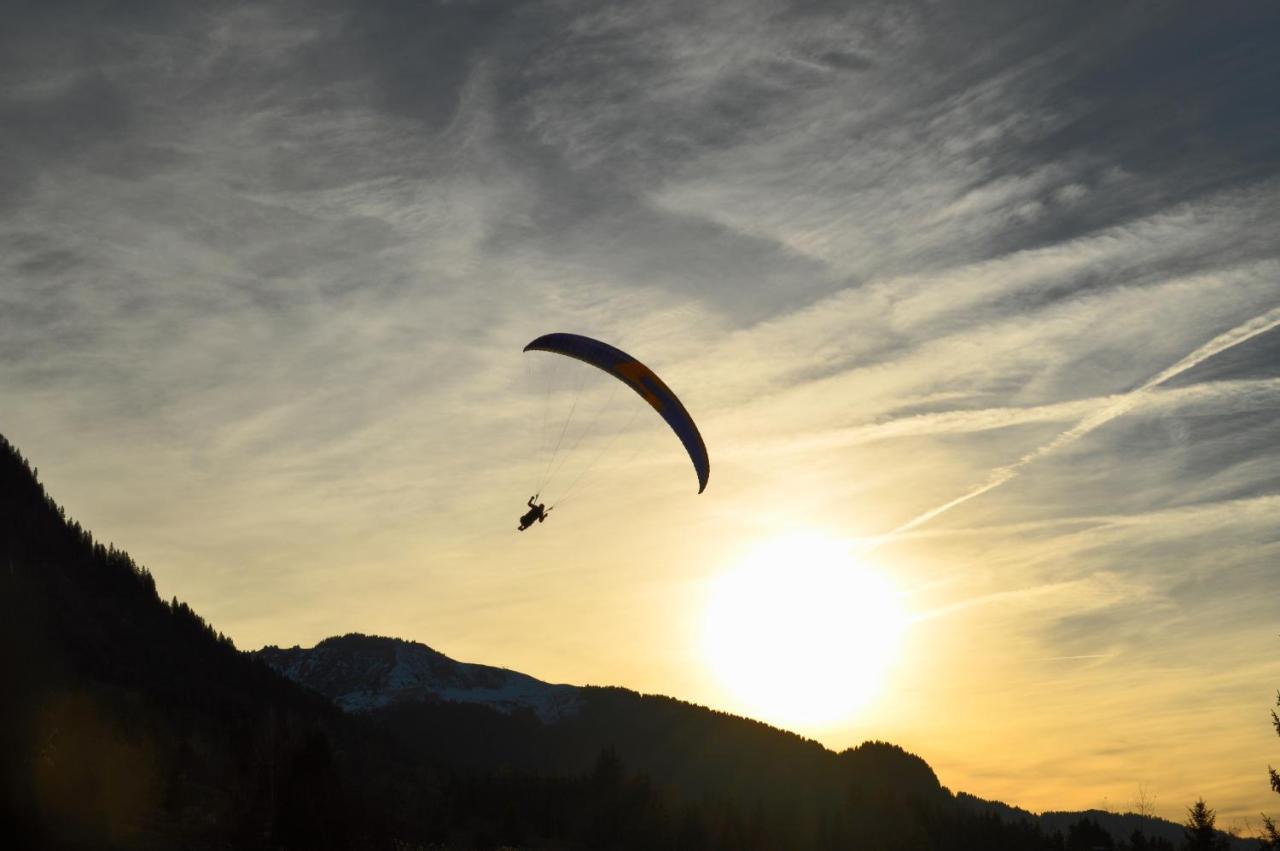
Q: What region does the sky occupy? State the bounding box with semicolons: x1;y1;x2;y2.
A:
3;0;1279;829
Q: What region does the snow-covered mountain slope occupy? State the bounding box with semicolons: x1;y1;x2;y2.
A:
253;633;581;722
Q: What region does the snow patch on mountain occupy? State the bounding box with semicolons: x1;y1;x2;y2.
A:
254;633;581;722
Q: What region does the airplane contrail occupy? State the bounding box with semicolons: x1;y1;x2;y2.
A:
869;303;1280;548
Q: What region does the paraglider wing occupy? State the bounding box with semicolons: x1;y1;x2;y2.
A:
523;333;710;493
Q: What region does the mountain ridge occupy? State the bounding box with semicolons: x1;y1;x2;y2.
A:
257;632;1254;849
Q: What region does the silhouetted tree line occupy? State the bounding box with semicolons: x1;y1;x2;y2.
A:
1263;679;1280;850
0;434;1263;848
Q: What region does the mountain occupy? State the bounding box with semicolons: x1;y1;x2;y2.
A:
254;634;581;720
256;634;947;809
273;637;1255;850
957;793;1256;850
1040;809;1256;851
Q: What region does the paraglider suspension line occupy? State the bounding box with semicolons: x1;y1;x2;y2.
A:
537;364;589;494
550;402;642;509
543;378;620;493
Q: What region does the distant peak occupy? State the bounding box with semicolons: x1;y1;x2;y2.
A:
252;633;581;723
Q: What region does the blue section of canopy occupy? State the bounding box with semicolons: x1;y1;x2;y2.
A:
524;333;710;493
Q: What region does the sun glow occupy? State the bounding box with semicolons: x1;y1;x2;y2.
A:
702;533;907;729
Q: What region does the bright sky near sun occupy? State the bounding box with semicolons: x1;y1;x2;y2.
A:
3;0;1280;830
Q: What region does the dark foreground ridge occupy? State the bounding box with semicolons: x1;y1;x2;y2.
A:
254;634;947;817
0;433;1249;849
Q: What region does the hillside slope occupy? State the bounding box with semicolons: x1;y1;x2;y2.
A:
0;435;429;848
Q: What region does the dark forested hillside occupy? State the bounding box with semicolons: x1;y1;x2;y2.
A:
0;433;1205;849
371;678;946;812
0;435;426;848
254;633;946;810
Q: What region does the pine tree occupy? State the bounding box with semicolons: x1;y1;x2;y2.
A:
1264;687;1280;849
1181;798;1223;851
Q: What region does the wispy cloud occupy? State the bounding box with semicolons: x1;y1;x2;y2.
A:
877;304;1280;541
742;378;1280;460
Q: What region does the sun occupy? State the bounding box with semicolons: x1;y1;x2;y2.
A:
702;533;907;729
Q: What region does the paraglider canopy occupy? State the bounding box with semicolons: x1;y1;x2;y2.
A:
524;333;710;493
